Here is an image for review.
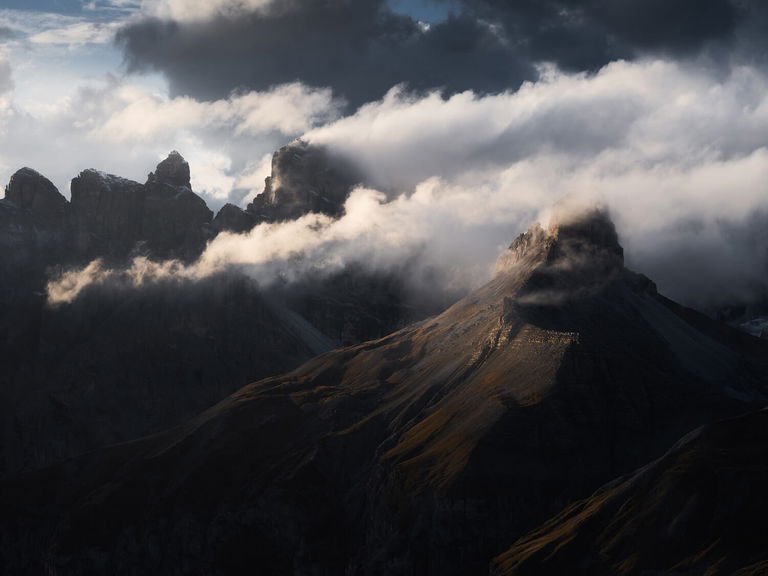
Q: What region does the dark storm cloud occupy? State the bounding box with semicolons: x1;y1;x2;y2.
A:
732;1;768;66
116;0;768;107
457;0;740;70
116;0;535;107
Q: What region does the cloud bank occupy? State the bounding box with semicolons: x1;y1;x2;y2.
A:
116;0;536;107
0;69;339;206
46;59;768;312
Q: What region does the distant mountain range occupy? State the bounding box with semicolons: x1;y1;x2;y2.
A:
0;144;441;477
1;201;765;574
0;141;359;267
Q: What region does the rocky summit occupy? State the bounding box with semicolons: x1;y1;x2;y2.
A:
69;169;148;259
213;202;257;234
1;207;765;575
4;167;67;232
147;150;192;189
246;139;362;222
0;152;213;264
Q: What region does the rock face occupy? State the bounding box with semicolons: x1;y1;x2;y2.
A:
141;186;212;260
1;208;765;575
69;170;146;260
0;153;214;264
0;199;40;354
68;154;213;261
0;198;37;275
4;167;67;232
212;202;256;234
492;408;768;576
147;150;191;188
246;139;361;222
2;168;69;264
142;151;212;258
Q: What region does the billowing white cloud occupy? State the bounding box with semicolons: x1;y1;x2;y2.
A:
89;81;341;143
48;183;512;305
306;61;768;194
47;59;768;311
291;60;768;306
47;148;768;309
0;71;340;205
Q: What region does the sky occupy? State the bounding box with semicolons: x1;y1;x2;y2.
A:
3;0;768;311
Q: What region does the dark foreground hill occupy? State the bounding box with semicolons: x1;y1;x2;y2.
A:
0;206;766;575
492;408;768;576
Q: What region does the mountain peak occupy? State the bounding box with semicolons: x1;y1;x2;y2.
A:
4;166;67;228
496;204;624;278
547;203;623;265
147;150;191;189
246;139;361;222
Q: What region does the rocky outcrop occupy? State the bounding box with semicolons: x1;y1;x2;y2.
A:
141;188;212;261
69;170;146;260
66;153;213;261
496;205;624;274
1;208;765;575
215;141;362;231
146;150;191;189
492;408;768;576
143;151;213;258
212;203;256;234
246;139;361;222
2;168;69;264
497;207;650;307
0;198;36;269
1;144;360;263
548;204;625;265
0;152;215;263
4;167;67;232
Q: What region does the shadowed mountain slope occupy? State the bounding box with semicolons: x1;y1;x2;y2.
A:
0;273;332;475
492;408;768;576
1;206;766;575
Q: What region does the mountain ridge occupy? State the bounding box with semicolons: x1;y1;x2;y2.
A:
1;206;765;575
0;146;438;478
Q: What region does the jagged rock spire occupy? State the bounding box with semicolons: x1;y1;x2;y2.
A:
147;151;191;189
